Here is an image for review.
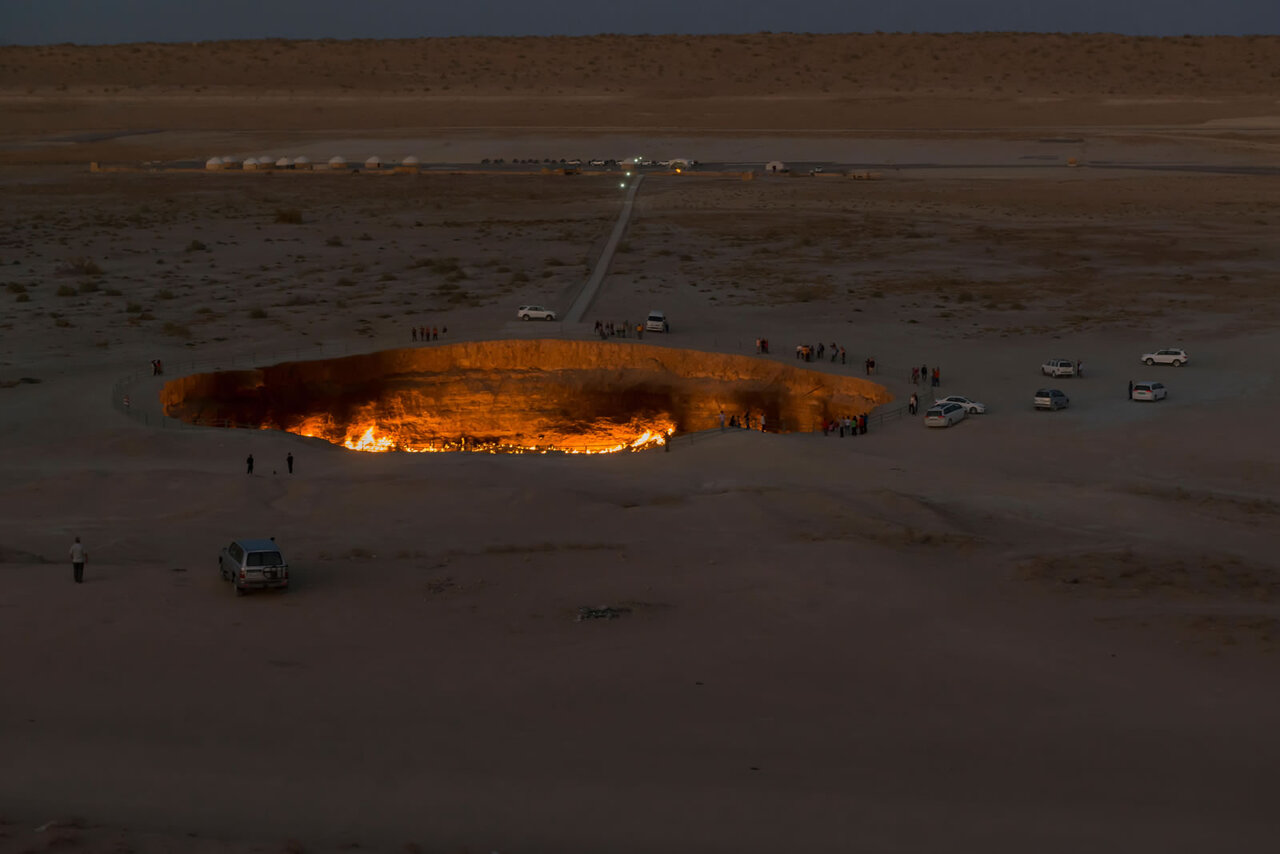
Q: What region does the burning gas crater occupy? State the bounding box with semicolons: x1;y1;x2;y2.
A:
160;340;891;454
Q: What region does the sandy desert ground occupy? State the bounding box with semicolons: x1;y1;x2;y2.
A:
2;34;1280;854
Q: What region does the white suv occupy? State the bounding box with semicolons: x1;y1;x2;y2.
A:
1041;359;1076;377
645;311;669;333
1142;348;1188;367
517;305;556;321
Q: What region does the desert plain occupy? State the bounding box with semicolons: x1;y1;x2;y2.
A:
2;33;1280;853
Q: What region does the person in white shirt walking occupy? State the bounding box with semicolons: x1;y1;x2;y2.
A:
69;536;87;584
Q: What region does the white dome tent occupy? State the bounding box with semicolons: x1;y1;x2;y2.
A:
328;155;346;170
204;157;223;171
401;155;420;166
292;156;311;169
364;155;381;169
275;157;292;168
242;158;259;170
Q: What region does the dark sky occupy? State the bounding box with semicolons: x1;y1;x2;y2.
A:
2;0;1277;45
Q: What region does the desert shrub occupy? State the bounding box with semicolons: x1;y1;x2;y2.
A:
335;277;355;287
56;284;76;296
248;307;268;319
325;236;343;247
16;293;30;302
104;287;122;296
379;272;397;282
274;208;303;224
185;239;207;252
162;321;190;337
64;257;103;275
6;282;25;294
78;280;100;293
125;301;142;313
156;289;174;300
509;271;529;284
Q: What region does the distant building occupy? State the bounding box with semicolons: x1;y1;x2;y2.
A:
765;160;787;173
365;155;381;170
204;157;224;171
328;155;346;170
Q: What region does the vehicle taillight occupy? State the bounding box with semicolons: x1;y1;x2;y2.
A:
239;568;246;579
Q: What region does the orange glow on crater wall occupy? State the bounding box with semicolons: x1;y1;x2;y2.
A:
160;340;890;454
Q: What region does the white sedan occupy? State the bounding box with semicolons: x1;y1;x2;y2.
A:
1142;348;1189;367
517;305;557;321
924;402;967;428
934;395;986;415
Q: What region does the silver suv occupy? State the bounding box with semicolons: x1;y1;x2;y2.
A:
1034;388;1070;410
517;305;556;321
219;538;289;595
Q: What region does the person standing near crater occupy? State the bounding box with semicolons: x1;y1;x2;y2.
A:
286;452;294;474
69;536;87;584
246;453;254;475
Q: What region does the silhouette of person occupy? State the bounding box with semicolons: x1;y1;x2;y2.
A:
69;536;87;584
286;452;294;474
246;454;254;475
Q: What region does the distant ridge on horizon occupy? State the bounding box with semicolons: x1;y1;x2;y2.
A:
3;31;1280;99
4;30;1279;149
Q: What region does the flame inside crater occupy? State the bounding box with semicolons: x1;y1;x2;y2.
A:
160;340;890;454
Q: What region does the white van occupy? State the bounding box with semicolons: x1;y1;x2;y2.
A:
645;311;669;333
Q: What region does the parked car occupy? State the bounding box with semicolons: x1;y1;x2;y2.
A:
934;395;986;415
1034;389;1070;410
924;402;967;427
517;305;557;321
219;537;289;595
645;311;669;333
1131;381;1167;401
1041;359;1077;377
1142;348;1189;367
